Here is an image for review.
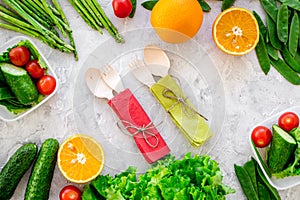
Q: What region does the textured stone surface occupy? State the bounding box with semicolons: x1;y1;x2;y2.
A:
0;0;300;199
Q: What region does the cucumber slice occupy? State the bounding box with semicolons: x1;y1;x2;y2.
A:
268;125;297;173
0;63;38;105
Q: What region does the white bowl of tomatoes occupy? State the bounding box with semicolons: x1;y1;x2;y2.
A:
249;106;300;190
0;36;58;122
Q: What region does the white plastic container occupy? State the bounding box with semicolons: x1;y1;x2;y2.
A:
0;36;58;122
249;106;300;190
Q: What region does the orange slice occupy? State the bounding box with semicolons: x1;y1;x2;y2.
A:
212;7;259;55
57;134;105;183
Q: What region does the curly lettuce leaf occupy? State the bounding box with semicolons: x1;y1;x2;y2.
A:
83;153;235;200
0;46;12;63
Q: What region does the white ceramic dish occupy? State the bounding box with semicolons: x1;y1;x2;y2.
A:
0;36;58;122
249;106;300;190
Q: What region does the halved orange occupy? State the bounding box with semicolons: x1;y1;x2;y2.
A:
57;134;105;183
212;7;259;56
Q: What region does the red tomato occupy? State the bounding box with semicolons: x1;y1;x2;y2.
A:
37;75;56;95
9;46;31;66
112;0;132;18
251;126;272;148
278;112;299;132
59;185;82;200
25;60;45;79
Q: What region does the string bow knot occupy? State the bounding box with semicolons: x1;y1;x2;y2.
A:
117;120;159;148
162;88;208;120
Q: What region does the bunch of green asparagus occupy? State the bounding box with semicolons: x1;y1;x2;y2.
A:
68;0;124;43
0;0;78;60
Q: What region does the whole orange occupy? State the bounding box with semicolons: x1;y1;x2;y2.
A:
150;0;204;44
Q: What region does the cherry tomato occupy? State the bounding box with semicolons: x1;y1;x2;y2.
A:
112;0;132;18
251;126;272;148
25;60;45;79
59;185;82;200
278;112;299;132
9;46;31;66
37;75;56;95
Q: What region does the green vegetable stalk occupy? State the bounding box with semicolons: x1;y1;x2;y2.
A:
67;0;124;43
82;153;235;200
234;158;281;200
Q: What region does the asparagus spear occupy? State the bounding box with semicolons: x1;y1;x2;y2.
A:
48;4;60;16
73;0;103;34
27;0;54;23
0;4;22;20
40;0;67;37
80;0;103;28
90;0;124;43
0;21;71;52
67;0;97;30
0;11;36;31
52;0;78;60
67;0;124;43
16;0;57;35
3;0;74;51
0;21;40;38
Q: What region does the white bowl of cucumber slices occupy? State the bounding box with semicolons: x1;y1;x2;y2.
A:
249;106;300;190
0;36;58;122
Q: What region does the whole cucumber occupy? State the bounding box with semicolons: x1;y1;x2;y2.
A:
0;143;38;200
25;138;59;200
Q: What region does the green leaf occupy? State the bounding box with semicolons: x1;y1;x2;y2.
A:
141;0;159;11
129;0;137;18
0;86;14;100
198;0;211;12
83;153;235;199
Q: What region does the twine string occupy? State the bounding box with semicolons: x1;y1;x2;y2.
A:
162;88;208;121
117;120;159;148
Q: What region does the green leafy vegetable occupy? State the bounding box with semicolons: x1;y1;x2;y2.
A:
0;87;14;100
82;153;235;200
0;46;12;63
234;158;281;200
